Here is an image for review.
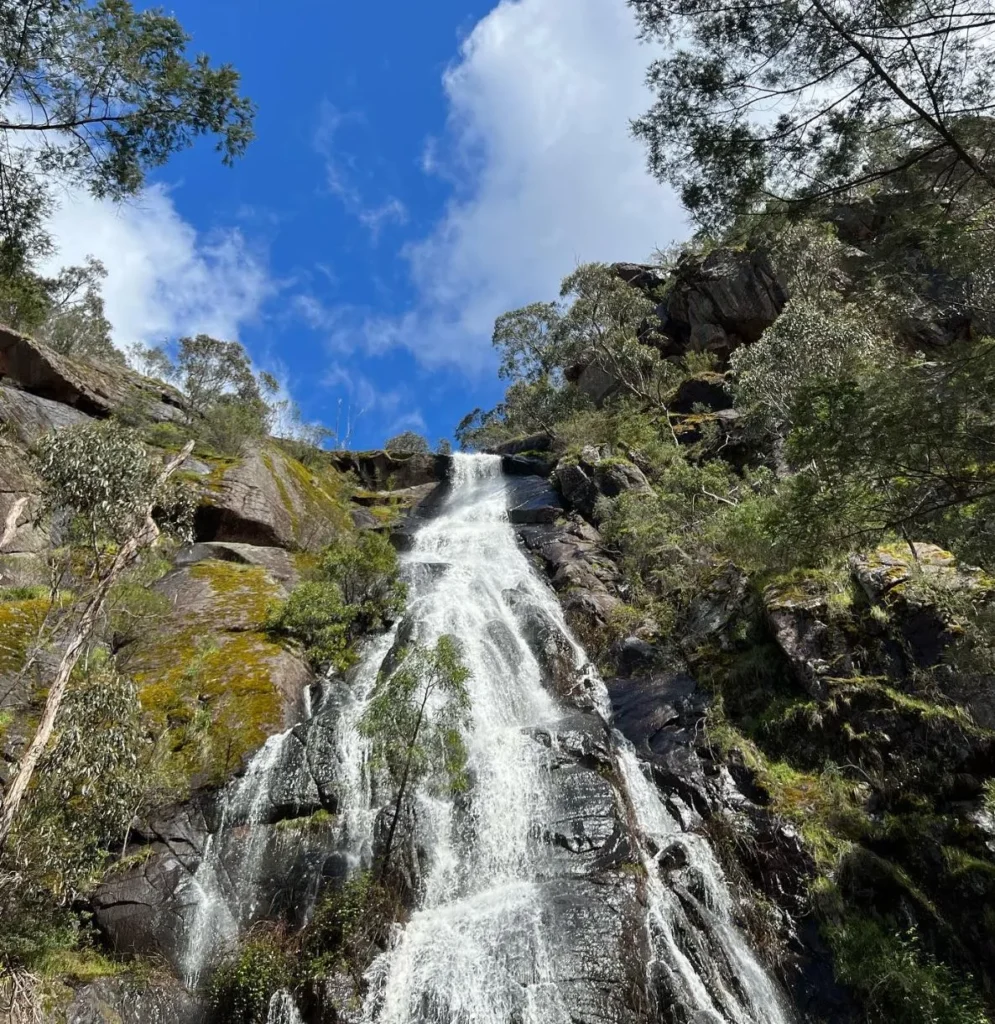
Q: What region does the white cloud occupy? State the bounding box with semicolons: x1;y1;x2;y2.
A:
342;0;687;371
41;183;273;348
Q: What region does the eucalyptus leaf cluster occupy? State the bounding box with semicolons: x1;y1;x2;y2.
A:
31;421;196;560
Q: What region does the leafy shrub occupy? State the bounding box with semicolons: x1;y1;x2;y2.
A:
209;932;292;1024
827;918;988;1024
267;532;406;671
384;430;430;454
302;872;399;982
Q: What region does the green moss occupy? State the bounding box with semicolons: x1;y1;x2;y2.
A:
135;629;289;786
0;595;53;675
274;808;336;833
189;559;282;628
127;560;294;787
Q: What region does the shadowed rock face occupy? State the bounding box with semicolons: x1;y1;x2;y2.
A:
0;324;188;421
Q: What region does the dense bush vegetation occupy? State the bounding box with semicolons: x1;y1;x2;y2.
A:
267;532;406;671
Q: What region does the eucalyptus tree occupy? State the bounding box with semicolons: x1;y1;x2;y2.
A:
0;0;254;332
629;0;995;230
360;635;472;879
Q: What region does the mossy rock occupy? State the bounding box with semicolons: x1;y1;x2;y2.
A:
194;443;353;551
123;558;311;788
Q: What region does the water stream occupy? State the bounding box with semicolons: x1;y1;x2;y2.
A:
179;453;794;1023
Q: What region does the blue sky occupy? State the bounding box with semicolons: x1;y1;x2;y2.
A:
44;0;687;449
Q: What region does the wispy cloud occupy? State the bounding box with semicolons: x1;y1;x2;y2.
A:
321;361;425;445
43;183;275;348
315;101;408;244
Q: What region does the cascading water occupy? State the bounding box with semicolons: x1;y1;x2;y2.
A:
354;454;794;1024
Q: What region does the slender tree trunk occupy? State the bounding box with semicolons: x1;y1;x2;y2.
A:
378;684;432;881
0;496;28;552
0;442;193;852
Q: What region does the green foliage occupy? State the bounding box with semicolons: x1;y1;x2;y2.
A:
773;340;995;565
629;0;995;231
360;636;472;874
209;932;292;1024
826;917;988;1024
302;871;398;982
133;335;277;456
32;421;195;560
267;532;406;671
0;0;254;240
5;656;146;903
384;430;430;454
457;264;671;449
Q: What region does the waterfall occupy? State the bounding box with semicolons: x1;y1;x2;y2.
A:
356;454;794;1024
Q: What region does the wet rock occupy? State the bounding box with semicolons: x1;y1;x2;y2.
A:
616;636;662;677
506;475;565;525
537;875;649;1024
763;575;854;699
66;976;206;1024
516;516;624;639
0;324;188;421
504;586;589;706
608;672;714;814
501;452;558;477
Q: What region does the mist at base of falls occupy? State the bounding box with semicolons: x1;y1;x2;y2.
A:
179;453;795;1024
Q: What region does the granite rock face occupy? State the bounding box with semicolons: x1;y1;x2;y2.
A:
0;324;188;421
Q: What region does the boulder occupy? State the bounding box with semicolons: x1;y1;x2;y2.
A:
489;432;554;455
594;458;652;499
685;563;754;653
657;248;788;364
608;672;714;813
668;372;734;414
575;361;622;406
122;558;313;788
66;977;206;1024
0;324;187;421
0;381;94;442
501;452;559;477
327;449;449;491
516;516;624;639
173;541;299;587
763;575;854;699
196;444;351;551
506;475;565;525
555;461;599;522
555;450;651;524
851;543;992;668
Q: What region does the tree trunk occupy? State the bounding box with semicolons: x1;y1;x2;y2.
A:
378;683;432;881
0;496;29;552
0;442;193;851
